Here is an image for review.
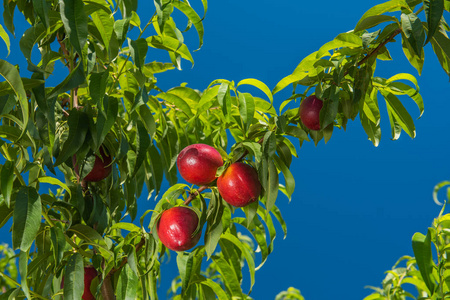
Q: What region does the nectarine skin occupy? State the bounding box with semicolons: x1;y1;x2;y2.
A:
217;162;262;207
177;144;223;185
299;95;323;130
73;146;112;182
157;207;201;251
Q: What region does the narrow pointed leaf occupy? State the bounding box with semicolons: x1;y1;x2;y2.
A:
12;187;42;251
63;253;85;300
59;0;88;56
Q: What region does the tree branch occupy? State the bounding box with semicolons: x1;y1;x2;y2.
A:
183;185;209;206
357;28;402;67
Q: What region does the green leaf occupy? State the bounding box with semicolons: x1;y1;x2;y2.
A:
272;51;318;95
47;62;86;99
429;27;450;78
91;9;114;53
1;160;14;207
237;78;274;104
197;278;228;300
116;264;138;300
96;96;118;147
354;15;398;32
217;83;232;122
317;33;363;58
264;159;279;216
146;35;194;65
67;224;108;248
424;0;445;44
18;251;31;299
273;155;295;201
212;255;245;297
0;24;10;55
354;0;408;31
50;227;66;267
37;176;72;198
0;60;28;139
63;253;85;300
412;230;436;295
59;0;88;56
12;187;42;251
172;0;204;50
401;31;424;74
381;90;416;138
0;201;14;228
134;120;151;176
320;86;340;129
143;61;175;74
54;109;89;166
32;0;50;29
221;232;255;293
238;92;255;132
401;13;425;56
130;38;148;70
89;71;109;105
360;110;381;147
156;92;194;117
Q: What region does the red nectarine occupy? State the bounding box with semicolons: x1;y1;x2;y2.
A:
299;95;323;130
157;206;201;251
217;162;262;207
177;144;223;185
73;146;112;182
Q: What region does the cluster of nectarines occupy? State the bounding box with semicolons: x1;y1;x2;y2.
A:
157;143;262;252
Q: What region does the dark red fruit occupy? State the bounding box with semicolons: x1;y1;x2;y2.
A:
299;95;323;130
73;146;112;182
177;144;223;185
61;266;98;300
217;162;262;207
157;207;201;251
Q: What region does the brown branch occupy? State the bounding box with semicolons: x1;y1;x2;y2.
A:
183;185;209;206
342;28;402;78
357;28;402;67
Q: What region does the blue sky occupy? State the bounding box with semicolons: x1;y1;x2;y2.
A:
2;0;450;299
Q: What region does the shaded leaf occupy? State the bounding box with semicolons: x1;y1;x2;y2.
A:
12;187;42;251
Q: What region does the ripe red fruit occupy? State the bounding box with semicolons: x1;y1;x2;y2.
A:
177;143;223;185
299;95;323;130
217;162;262;207
157;207;201;252
73;146;112;182
61;266;98;300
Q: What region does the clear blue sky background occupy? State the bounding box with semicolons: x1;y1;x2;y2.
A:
1;1;450;299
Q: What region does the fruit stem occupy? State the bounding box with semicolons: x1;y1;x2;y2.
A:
183;185;209;206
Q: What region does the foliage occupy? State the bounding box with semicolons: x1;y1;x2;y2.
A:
0;0;449;298
0;244;18;293
364;180;450;300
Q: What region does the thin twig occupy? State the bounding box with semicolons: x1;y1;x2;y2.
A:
342;28;402;78
107;236;146;277
183;185;209;206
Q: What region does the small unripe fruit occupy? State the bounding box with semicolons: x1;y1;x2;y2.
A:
217;162;262;207
157;207;201;251
299;95;323;130
177;144;223;185
73;146;112;182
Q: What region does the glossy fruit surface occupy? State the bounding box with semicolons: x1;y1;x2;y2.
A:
73;146;112;182
157;207;201;251
217;162;262;207
177;143;223;185
61;266;98;300
299;95;323;130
